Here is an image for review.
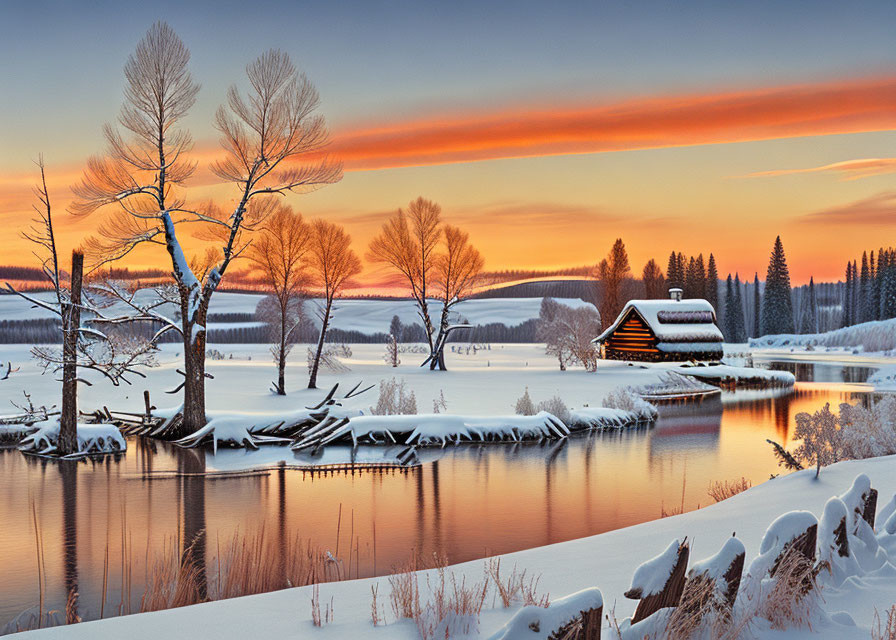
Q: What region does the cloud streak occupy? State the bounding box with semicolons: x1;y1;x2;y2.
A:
802;191;896;225
744;157;896;181
327;76;896;171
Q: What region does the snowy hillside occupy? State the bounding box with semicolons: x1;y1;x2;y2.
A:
750;316;896;353
17;456;896;639
0;291;594;336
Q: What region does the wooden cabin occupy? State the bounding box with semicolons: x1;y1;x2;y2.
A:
594;290;723;362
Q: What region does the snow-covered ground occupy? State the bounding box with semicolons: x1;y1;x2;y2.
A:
15;456;896;639
0;291;593;335
0;343;667;423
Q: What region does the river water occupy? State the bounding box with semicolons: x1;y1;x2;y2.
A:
0;360;878;631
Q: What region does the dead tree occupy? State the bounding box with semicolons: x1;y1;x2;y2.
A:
7;159;156;455
70;26;341;436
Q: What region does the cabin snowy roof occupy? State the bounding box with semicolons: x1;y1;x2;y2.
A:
594;298;724;345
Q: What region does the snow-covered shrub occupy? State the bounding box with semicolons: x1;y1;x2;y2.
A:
602;386;656;419
792;403;844;478
537;298;600;371
432;390;447;414
306;344;351;374
535;396;571;425
838;396;896;459
370;378;417;415
514;387;536;416
485;557;548;609
206;348;226;361
383;334;400;368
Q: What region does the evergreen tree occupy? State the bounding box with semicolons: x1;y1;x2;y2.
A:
841;261;852;328
695;254;707;299
598;238;631;322
860;252;871;322
760;236;795;335
642;259;665;299
799;277;818;334
706;254;719;311
870;250;880;321
732;274;747;342
684;256;698;298
666;252;681;290
752;273;761;338
882;256;896;320
723;274;736;342
851;260;860;325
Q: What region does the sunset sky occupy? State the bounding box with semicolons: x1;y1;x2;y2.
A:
2;0;895;286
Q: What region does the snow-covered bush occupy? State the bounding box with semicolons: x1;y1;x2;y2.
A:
432;390;447;414
792;403;844;478
514;387;536;416
535;396;570;425
536;298;600;371
306;344;351;374
383;334;400;368
370;378;417;415
602;386;656;419
838;396;896;459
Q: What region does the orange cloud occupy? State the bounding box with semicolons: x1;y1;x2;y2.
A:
802;191;896;225
327;76;896;171
744;157;896;181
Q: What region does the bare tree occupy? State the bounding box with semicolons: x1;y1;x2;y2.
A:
428;225;484;370
7;159;156;454
305;220;361;389
248;204;310;394
537;300;601;372
71;23;341;435
368;197;442;356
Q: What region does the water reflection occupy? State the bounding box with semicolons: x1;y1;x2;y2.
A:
758;359;876;384
0;370;879;631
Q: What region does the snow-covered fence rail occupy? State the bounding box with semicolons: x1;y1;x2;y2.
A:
488;588;603;640
624;538;690;624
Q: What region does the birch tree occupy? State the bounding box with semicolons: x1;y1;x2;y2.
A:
70;23;341;435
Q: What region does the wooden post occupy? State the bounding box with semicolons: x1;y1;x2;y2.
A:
626;540;690;624
770;523;817;595
143;390;153;424
833;516;850;558
59;251;84;455
863;488;878;529
547;604;602;640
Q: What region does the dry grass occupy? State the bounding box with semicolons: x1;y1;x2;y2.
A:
484;557;548;608
707;477;752;503
760;551;820;631
873;605;896;640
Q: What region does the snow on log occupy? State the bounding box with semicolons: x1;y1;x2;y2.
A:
670;364;795;389
18;419;126;457
686;536;745;609
0;424;37;444
839;473;878;531
747;510;817;581
625;538;690;624
817;497;863;586
487;588;603;640
292;411;570;451
567;406;656;431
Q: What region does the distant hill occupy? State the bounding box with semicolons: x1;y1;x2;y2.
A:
472;278;595;303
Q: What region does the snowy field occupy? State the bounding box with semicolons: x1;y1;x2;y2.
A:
0;291;594;335
0;342;664;423
16;456;896;639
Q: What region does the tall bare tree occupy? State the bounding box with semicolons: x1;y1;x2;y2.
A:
8;159;156;454
249;203;310;395
305;220;361;389
368;197;442;355
71;23;341;435
428;225;484;370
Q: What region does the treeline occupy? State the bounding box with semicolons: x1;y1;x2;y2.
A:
841;248;896;328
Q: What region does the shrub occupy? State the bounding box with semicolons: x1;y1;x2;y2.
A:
514;387;536;415
371;378;417;415
707;477;752;503
536;396;571;425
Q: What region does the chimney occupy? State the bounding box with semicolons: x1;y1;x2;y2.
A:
669;287;683;302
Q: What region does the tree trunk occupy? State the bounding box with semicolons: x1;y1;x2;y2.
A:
277;311;287;395
180;308;207;437
308;298;332;390
59;252;83;455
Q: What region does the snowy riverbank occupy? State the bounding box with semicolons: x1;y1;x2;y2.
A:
15;455;896;639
